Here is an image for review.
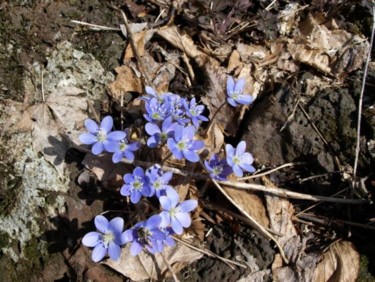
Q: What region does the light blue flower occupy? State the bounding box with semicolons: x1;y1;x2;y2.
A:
226;141;255;177
167;125;204;162
226;76;254;107
120;167;151;203
79;116;125;155
184;97;209;128
82;215;126;262
159;189;197;235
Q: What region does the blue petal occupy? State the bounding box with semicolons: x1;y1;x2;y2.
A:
123;150;134;161
107;131;126;141
112;152;123;163
108;241;121;261
134;167;144;177
124;173;133;183
226;76;235;94
234;78;246;93
145;86;157;97
104;140;120;153
145;122;161;135
165;237;176;247
171;218;183;235
227;97;237;107
130;241;143;256
236;141;246;155
130;191;141;204
92;142;104;155
100;116;113;133
122;229;134;243
160;171;173;183
242;152;254;164
232;165;244;177
240;164;256;173
109;217;124;234
85;119;99;133
147;135;159;148
159;196;172;211
162;116;173;131
191;140;205;150
172;148;183;160
175;212;191;228
95;215;109;233
146;214;162;229
92;243;107;262
82;232;101;247
120;185;130;196
183;125;196;139
179;200;198;213
79;133;97;145
159;211;171;227
184;150;199;162
237;94;253;105
225;144;235;158
166;188;179;207
151;229;166;240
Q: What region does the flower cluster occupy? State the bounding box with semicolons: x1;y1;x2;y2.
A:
81;76;256;262
143;87;207;163
80;116;140;163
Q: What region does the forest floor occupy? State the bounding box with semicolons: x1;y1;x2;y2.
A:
0;1;375;281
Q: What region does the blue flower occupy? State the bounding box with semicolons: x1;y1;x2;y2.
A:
142;86;169;102
226;141;255;177
159;189;197;235
167;125;205;162
184;97;209;128
204;154;233;180
108;129;141;163
120;167;152;203
123;215;165;255
82;215;126;262
146;164;175;198
226;76;254;107
79;116;126;155
144;97;171;123
145;117;176;148
148;227;176;254
166;94;188;124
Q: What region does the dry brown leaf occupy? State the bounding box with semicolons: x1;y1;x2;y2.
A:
7;86;87;177
288;13;369;77
263;176;297;247
223;187;269;228
104;241;203;281
204;122;225;154
124;29;155;60
313;241;359;282
227;50;243;75
108;65;143;100
81;153;132;189
157;26;207;66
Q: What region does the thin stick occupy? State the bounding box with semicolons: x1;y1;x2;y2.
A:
210;178;289;263
239;162;305;181
353;3;375;178
71;143;368;205
295;188;349;217
71;20;120;31
110;5;153;87
219;180;369;204
297;213;375;231
160;252;180;282
173;237;246;269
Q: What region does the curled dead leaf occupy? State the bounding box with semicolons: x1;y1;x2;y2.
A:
312;241;359;282
104;241;203;281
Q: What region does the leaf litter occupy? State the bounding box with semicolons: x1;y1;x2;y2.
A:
1;0;375;281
